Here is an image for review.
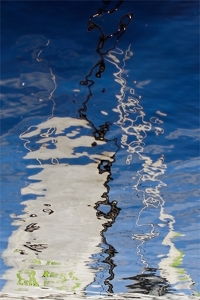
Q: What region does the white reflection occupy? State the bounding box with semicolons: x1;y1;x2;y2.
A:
159;211;193;291
135;79;151;89
106;45;194;293
2;117;113;296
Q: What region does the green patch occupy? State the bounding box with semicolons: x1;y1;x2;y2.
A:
172;232;183;238
171;250;184;267
32;259;41;265
50;261;60;265
58;273;67;283
43;270;50;277
46;260;60;266
69;271;78;281
72;282;81;290
16;262;81;291
177;268;185;274
179;276;189;282
50;272;58;278
17;269;39;287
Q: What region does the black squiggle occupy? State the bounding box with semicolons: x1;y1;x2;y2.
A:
79;0;133;293
25;223;40;232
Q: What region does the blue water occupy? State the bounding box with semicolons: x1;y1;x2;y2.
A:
1;0;199;298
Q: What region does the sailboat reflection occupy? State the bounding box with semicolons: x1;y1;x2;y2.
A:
1;1;195;297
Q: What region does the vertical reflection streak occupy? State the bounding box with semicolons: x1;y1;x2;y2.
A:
106;43;194;295
106;45;170;294
107;43;165;232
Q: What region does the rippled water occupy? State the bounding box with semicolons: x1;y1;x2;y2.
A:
1;1;199;299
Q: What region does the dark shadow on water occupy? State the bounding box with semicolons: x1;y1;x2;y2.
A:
123;268;169;296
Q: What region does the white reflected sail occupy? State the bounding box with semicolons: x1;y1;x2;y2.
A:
2;117;114;295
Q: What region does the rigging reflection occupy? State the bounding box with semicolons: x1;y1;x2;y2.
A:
105;42;194;295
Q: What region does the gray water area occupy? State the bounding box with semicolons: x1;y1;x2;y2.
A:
1;1;199;299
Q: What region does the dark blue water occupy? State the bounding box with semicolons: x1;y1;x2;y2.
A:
1;1;199;298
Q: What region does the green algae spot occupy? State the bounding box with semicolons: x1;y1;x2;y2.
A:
43;270;50;277
32;259;41;265
51;261;60;265
180;276;189;281
58;273;67;283
172;232;184;238
69;271;78;281
16;261;81;291
72;282;81;290
46;260;60;265
171;250;184;267
177;268;185;275
17;269;39;287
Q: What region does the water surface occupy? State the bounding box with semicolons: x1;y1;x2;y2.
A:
1;1;199;298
